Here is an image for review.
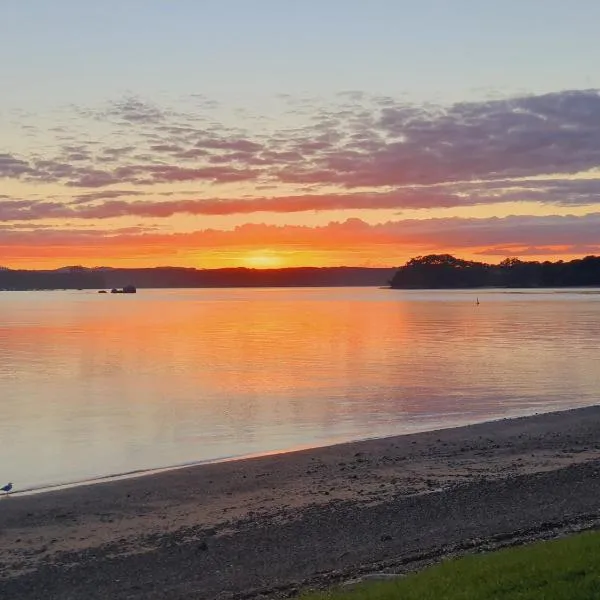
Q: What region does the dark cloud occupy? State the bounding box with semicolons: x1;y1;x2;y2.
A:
196;138;263;153
0;188;504;221
427;213;600;248
60;145;93;162
76;97;168;125
149;144;186;153
0;199;73;221
142;165;258;184
110;97;167;124
0;153;33;177
439;177;600;207
64;169;122;188
71;190;148;204
99;146;137;159
0;226;157;252
506;178;600;206
172;148;210;160
4;174;600;222
4;90;600;215
475;244;600;257
276;90;600;187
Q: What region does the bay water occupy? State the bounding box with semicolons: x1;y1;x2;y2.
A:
1;287;598;491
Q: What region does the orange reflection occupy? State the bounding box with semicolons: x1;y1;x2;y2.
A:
2;288;600;491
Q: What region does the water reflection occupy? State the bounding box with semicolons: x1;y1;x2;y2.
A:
0;288;599;490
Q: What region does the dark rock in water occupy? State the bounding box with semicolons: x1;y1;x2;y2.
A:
98;290;107;294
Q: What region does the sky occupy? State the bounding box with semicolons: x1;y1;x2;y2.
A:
2;0;600;269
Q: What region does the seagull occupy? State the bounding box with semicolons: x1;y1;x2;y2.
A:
1;482;13;495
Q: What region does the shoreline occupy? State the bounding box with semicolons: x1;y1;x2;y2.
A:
11;404;593;497
2;404;600;598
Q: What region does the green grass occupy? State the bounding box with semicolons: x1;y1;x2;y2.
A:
300;531;600;600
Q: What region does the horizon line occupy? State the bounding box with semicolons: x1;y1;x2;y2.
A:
2;254;599;273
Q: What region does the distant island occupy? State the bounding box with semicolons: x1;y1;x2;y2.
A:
390;254;600;289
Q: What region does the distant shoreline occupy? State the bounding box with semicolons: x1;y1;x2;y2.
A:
0;266;396;291
3;254;599;290
2;283;600;292
3;405;600;598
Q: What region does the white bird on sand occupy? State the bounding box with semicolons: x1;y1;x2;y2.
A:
1;482;13;495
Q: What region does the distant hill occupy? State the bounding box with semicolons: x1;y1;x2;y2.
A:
0;268;106;291
0;266;396;291
390;255;600;289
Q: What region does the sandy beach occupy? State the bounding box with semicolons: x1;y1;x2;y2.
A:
2;405;600;599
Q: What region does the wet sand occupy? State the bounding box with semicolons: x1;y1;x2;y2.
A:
2;406;600;599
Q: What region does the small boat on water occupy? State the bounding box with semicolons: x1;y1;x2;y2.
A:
110;285;137;294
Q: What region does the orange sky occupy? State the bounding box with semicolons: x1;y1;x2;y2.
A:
2;218;596;270
3;91;600;269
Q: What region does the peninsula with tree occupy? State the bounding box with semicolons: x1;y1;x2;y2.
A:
390;254;600;289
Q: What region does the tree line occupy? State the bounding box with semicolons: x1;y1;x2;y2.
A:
389;254;600;288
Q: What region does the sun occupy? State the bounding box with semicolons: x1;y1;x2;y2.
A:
241;250;285;269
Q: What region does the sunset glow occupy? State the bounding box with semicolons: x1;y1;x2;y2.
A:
3;4;600;597
2;2;600;270
241;251;286;269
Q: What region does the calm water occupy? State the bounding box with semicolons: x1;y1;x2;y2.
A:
1;287;599;491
